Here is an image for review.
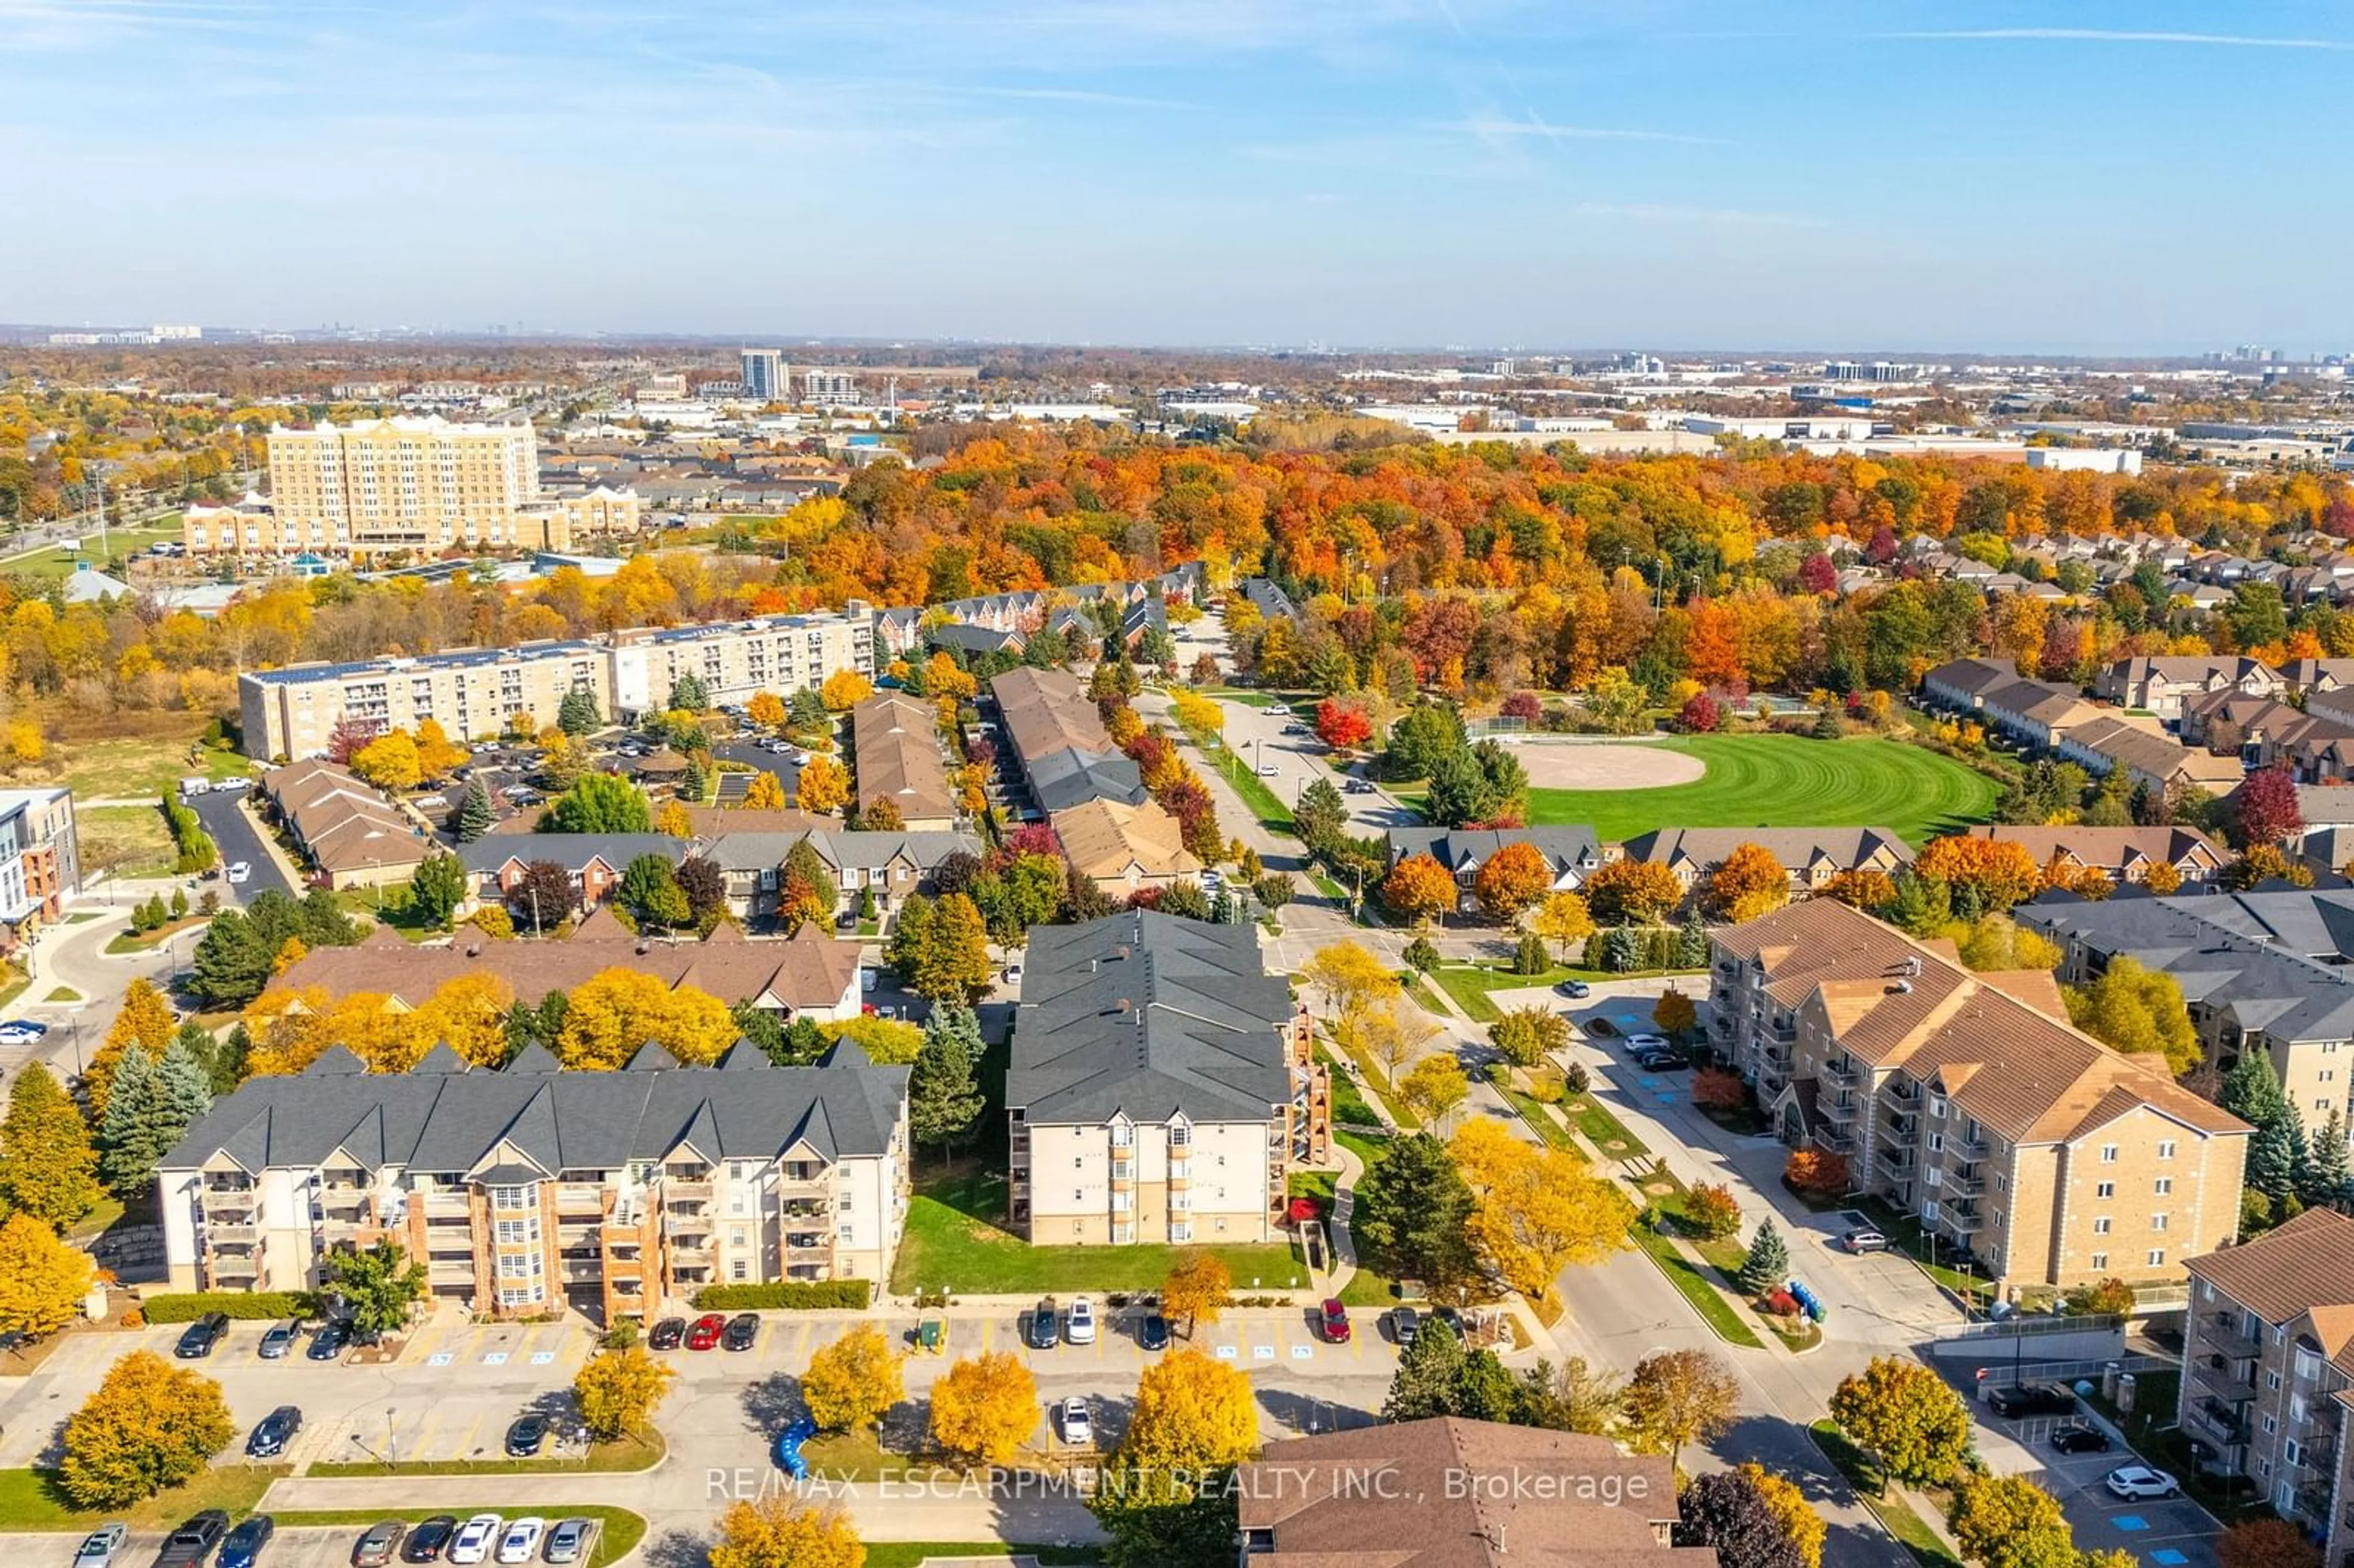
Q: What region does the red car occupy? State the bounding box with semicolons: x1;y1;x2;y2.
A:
1317;1299;1351;1344
684;1313;727;1351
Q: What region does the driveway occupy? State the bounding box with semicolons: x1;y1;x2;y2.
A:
183;790;296;904
1967;1383;2221;1568
1210;696;1414;837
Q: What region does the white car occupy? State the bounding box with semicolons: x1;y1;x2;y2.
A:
1065;1296;1097;1345
447;1516;503;1566
226;861;253;885
1060;1397;1091;1445
2104;1466;2179;1500
1623;1033;1669;1051
1255;762;1280;777
213;777;250;794
1002;962;1024;986
495;1520;545;1564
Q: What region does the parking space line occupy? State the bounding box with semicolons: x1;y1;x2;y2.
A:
452;1410;492;1463
405;1319;452;1364
408;1406;447;1463
980;1318;994;1352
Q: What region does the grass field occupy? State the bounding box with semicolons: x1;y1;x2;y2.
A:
890;1171;1300;1295
80;804;180;880
1523;734;1997;845
0;1464;283;1531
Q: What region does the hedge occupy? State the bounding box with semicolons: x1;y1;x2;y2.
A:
142;1291;303;1322
688;1281;871;1311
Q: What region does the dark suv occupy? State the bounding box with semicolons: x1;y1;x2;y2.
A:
1987;1382;2077;1419
1026;1296;1059;1350
174;1314;230;1359
155;1512;230;1568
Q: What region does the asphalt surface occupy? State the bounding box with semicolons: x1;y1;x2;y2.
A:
182;787;297;904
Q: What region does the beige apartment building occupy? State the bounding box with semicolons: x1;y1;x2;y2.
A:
1008;911;1328;1247
184;416;641;557
239;608;874;760
1711;899;2249;1300
158;1037;910;1323
2182;1208;2354;1547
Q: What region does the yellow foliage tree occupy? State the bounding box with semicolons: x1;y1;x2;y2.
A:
573;1344;677;1440
708;1498;864;1568
928;1352;1039;1469
1122;1347;1259;1472
923;652;978;701
802;1323;904;1434
555;969;735;1069
1530;891;1595;962
1703;843;1791;923
1450;1118;1634;1307
411;972;519;1068
797;754;850;815
351;729;422;792
413;718;469;782
654;799;693;837
57;1350;236;1509
1161;1251;1233;1334
819;670;875;712
1740;1463;1827;1568
89;976;175;1117
746;691;787;730
0;1211;97;1341
740;771;788;812
1381;852;1458;924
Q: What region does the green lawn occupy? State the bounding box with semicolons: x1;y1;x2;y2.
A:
1427;961;1696;1025
0;1465;284;1531
1522;734;1998;846
273;1509;646;1568
889;1173;1300;1295
1631;1223;1765;1349
46;726;253;802
1807;1421;1964;1568
307;1433;661;1477
79;804;180;880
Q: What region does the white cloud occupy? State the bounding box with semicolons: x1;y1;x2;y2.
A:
1437;115;1724;146
1883;27;2354;51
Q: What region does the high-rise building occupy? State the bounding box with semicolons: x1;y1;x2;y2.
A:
740;348;788;401
804;367;860;406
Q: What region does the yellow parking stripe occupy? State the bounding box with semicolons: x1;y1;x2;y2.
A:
403;1318;452;1365
980;1318;994;1352
408;1406;448;1464
452;1410;492;1464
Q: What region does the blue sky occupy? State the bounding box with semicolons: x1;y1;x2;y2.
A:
2;0;2349;352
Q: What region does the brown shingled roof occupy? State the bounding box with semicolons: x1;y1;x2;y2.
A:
2188;1206;2354;1327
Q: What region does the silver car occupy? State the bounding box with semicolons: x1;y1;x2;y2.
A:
541;1521;592;1566
74;1525;129;1568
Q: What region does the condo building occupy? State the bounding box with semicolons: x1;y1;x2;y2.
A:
1007;911;1327;1247
1710;899;2248;1299
158;1036;910;1323
238;607;872;761
184;416;641;558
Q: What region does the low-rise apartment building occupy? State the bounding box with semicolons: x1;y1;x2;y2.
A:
2181;1208;2354;1543
850;691;959;830
1710;899;2248;1300
241;608;873;761
1055;797;1202;897
1957;825;2227;886
702;829;981;926
2179;692;2354;783
259;759;429;889
1007;911;1327;1246
1385;826;1603;912
2019;891;2354;1134
2097;655;2285;719
0;788;79;927
1921;658;2244;795
158;1035;909;1321
458;834;684;918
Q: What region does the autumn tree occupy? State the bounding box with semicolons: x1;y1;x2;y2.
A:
574;1344;677;1440
1123;1347;1259;1472
58;1350;236;1508
747;690;787;730
797;753;850;815
2064;955;2201;1077
1738;1463;1827;1568
1315;698;1372;752
1914;835;2043;911
1946;1475;2076;1568
1582;858;1685;924
820;669;875;711
737;771;786;812
1162;1251;1233;1336
555;968;736;1068
802;1323;904;1434
1380;852;1458;924
1623;1348;1741;1471
1830;1355;1974;1489
1703;843;1791;922
1531;891;1595;961
413;718;468;782
1675;1470;1804;1568
1653;989;1697;1038
2218;1518;2325;1568
88;975;175;1117
2233;766;2304;850
1396;1054;1469;1127
0;1063;101;1230
0;1211;97;1341
1451;1118;1634;1308
1474;841;1553;924
1488;1005;1567;1068
929;1352;1039;1469
1819;867;1897;909
506;858;576;930
350;729;422;791
709;1498;864;1568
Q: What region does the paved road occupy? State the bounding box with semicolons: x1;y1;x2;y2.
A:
184;788;297;904
707;740;803;803
1209;695;1414;838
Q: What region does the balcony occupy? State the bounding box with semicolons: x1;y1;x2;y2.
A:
200;1186;257;1216
663;1215;711;1241
2192;1360;2257;1405
208;1249;262;1279
205;1222;260;1246
1881;1112;1919;1140
1817;1130;1859;1155
1937;1206;1984;1236
1875;1147;1916;1179
663;1179;713;1202
1884;1079;1922;1108
1761;1041;1792;1068
2198;1312;2263;1360
2298;1440;2338;1477
1819;1097;1862;1127
1947;1169;1987;1197
1824;1059;1867;1087
1956;1134;1991;1160
554;1184;606;1212
2187;1398;2250;1445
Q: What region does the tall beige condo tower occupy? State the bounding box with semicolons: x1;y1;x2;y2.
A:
265;416;538;554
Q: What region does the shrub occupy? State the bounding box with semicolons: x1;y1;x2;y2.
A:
1561;1061;1591;1097
1402;937;1441;973
1763;1289;1801;1317
140;1291;303;1323
2066;1276;2136;1317
1685;1183;1744;1240
689;1281;873;1311
1693;1068;1747;1113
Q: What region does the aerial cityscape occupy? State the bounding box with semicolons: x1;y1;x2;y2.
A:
6;5;2354;1568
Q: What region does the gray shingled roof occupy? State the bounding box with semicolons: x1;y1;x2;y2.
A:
162;1048;908;1178
1008;911;1295;1126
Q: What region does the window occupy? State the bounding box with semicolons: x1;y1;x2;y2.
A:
838;1225;854;1242
2152;1214;2168;1231
491;1183;534;1208
493;1218;538;1244
1929;1095;1946;1119
2147;1249;2165;1266
2158;1140;2177;1160
2276;1481;2295;1513
2270;1370;2285;1391
2100;1145;2119;1163
2096;1182;2114;1198
2090;1252;2108;1270
1110;1124;1133;1149
1170;1122;1192;1147
2154;1178;2173;1196
2297;1349;2322;1381
1927;1133;1944;1154
2093;1217;2111;1235
731;1261;748;1281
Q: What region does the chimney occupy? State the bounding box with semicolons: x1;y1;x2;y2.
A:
465;943;481;958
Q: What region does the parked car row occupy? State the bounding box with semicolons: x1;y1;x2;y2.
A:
175;1314;361;1363
646;1312;760;1352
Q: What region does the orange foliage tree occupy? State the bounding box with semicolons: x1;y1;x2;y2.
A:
1472;842;1552;924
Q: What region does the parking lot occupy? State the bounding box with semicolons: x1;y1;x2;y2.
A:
1974;1398;2222;1568
0;1302;1406;1473
181;787;297;905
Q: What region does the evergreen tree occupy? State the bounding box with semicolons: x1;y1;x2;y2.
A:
96;1046;159;1195
2288;1100;2314;1206
668;672;709;712
2250;1113;2301;1208
455;780;496;843
1677;913;1710;969
1737;1218;1792;1296
679;756;707;805
557;688;601;736
1382;1320;1469;1421
2222;1052;2291;1128
2306;1107;2353;1209
908;1003;986;1161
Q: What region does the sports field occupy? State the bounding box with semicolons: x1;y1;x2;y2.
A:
1522;733;1998;845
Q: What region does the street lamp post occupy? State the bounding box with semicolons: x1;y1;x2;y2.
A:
387;1407;397;1467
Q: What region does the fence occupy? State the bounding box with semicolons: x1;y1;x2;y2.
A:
1949;1311;2124;1339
